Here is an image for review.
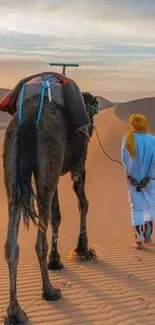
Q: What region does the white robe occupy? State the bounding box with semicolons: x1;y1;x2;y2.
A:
121;133;155;226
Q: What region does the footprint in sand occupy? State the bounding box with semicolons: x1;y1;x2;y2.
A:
138;297;150;315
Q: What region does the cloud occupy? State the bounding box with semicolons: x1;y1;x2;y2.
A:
0;0;155;101
0;0;155;40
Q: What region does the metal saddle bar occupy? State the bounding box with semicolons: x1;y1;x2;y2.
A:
49;63;79;76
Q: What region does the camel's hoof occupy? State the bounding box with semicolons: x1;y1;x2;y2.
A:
42;288;61;301
4;309;28;325
75;248;94;260
48;253;64;270
48;259;64;270
48;253;63;270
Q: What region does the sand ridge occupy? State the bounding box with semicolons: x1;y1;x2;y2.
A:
1;103;155;324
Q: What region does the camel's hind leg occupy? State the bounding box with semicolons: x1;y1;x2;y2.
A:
5;205;28;325
48;188;63;270
34;152;63;300
3;131;28;325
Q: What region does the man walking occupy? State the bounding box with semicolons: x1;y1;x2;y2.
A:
121;114;155;248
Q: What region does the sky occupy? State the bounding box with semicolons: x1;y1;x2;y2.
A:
0;0;155;102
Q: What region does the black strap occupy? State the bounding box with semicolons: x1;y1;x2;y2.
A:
127;175;150;192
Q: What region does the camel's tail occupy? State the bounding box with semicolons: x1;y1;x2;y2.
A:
14;119;43;230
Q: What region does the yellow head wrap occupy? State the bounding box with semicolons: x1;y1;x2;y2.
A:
125;114;149;159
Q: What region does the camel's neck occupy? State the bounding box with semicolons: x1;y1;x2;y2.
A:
84;102;95;139
88;117;94;139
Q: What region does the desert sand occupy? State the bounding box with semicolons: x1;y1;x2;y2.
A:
1;97;155;325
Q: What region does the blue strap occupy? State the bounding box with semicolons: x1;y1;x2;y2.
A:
46;76;58;83
42;73;58;84
18;75;56;126
36;84;45;126
18;82;26;124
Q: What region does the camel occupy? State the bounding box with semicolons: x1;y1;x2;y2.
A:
3;87;98;325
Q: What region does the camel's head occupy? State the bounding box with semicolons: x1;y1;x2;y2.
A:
82;92;99;119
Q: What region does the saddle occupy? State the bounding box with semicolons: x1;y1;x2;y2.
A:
0;72;90;135
127;175;150;192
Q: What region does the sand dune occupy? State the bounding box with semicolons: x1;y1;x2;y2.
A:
1;103;155;325
116;97;155;133
97;95;114;110
0;89;13;133
0;88;10;101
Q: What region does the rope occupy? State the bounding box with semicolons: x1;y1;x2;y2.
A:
94;123;124;167
36;77;53;125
